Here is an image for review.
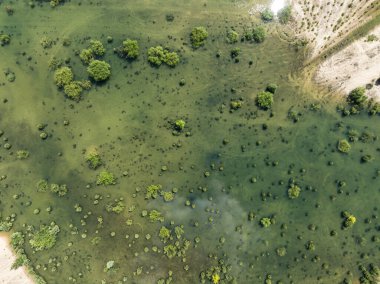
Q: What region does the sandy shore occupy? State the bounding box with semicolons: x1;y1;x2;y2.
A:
315;25;380;101
0;234;34;284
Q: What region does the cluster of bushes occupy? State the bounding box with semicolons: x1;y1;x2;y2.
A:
243;26;266;43
341;211;356;229
147;46;179;67
78;40;111;82
36;179;68;197
338;87;380;116
53;66;92;101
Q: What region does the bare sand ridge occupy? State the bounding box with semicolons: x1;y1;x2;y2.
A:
288;0;380;100
315;25;380;101
0;235;34;284
291;0;379;59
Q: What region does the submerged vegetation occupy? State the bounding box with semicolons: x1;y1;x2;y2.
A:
0;1;379;284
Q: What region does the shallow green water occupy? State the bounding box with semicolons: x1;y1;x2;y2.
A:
0;0;379;283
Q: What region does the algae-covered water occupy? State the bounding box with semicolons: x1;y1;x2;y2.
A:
0;0;379;283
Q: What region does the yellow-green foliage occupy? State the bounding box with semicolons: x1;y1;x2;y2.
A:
162;191;174;202
89;40;106;56
145;184;162;199
105;201;125;214
260;217;272;227
149;210;164;222
288;184;301;199
29;223;60;251
16;150;29;159
96;170;116;186
86;150;102;169
190;26;208;48
159;226;171;242
54;67;73;87
80;49;94;64
64;81;83;101
119;39;139;59
147;46;180;67
87;60;111;82
337;139;351;153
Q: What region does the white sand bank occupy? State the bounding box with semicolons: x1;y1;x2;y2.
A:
0;235;34;284
291;0;379;59
315;25;380;101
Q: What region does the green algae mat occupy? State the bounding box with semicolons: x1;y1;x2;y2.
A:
0;0;379;283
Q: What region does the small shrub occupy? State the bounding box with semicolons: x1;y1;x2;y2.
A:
261;8;274;21
337;139;351;153
252;26;266;43
266;83;278;94
260;217;272;228
174;119;186;131
230;47;240;58
288;184;301;199
226;29;239;44
0;34;11;46
366;34;378;42
97;171;116;185
190;26;208;48
86;150;102;169
147;46;179;67
256;91;273;109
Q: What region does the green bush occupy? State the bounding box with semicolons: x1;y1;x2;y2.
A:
146;184;162;199
261;8;274;21
86;150;102;169
54;67;73;87
226;30;239;44
347;87;367;107
87;60;111;82
260;217;272;228
64;81;83;101
190;26;208;48
80;48;94;64
252;26;266;43
29;224;60;251
164;51;180;67
118;39;139;59
266;83;278;94
147;46;165;66
337;139;351;153
89;40;105;56
97;170;116;185
230;47;241;58
278;6;292;24
256;91;273;109
0;34;11;46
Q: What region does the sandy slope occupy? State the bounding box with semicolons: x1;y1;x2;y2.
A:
291;0;379;59
0;235;34;284
315;25;380;101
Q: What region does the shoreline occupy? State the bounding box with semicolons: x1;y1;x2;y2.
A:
0;233;35;284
